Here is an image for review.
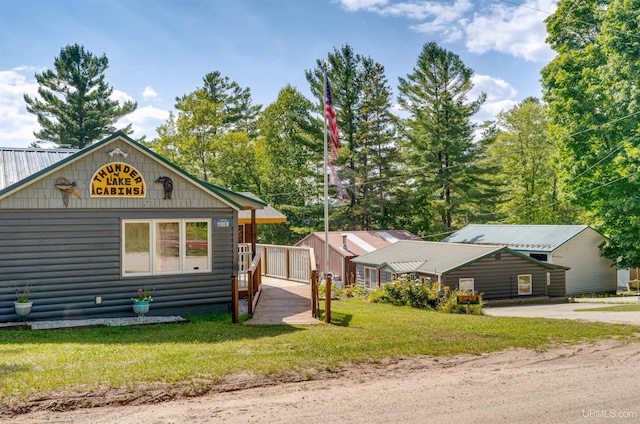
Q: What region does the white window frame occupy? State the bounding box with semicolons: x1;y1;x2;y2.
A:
459;278;475;293
546;272;551;286
122;219;211;277
518;274;532;295
364;267;378;289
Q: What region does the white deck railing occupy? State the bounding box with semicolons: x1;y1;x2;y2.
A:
238;243;314;286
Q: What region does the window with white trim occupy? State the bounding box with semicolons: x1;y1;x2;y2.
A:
364;267;378;289
122;219;211;276
518;274;532;295
459;278;474;293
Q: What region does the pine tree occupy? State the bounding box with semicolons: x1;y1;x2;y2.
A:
306;45;400;230
352;57;400;230
24;44;137;148
397;42;488;233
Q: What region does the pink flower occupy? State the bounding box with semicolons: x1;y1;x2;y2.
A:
138;288;143;293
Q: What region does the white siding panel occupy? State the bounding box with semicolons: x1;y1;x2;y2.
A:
551;228;616;295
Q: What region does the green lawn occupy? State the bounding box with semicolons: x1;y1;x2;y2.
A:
576;304;640;312
1;300;638;405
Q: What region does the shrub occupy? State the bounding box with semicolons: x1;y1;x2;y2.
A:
368;288;391;304
371;275;440;308
339;284;368;300
437;289;484;315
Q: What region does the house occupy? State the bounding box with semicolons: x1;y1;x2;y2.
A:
442;225;617;295
351;241;568;301
295;230;419;288
0;131;267;323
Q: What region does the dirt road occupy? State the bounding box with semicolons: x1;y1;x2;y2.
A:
7;339;640;424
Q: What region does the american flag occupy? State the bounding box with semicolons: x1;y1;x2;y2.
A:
325;77;340;160
325;75;350;202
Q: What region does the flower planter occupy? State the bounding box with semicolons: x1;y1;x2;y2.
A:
14;301;33;317
133;300;150;316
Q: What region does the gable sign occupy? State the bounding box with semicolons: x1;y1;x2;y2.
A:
91;162;146;197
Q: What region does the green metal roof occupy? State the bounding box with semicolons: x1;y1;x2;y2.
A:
353;241;558;274
0;131;265;210
442;224;591;253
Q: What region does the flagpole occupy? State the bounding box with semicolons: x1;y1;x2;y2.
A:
323;63;330;278
323;63;332;323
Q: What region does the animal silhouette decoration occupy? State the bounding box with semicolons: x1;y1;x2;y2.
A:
55;177;81;207
155;176;174;200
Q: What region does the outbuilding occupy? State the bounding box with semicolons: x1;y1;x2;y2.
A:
442;224;616;295
0;131;266;323
295;230;419;287
352;241;568;301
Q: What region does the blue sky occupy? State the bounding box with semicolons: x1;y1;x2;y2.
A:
0;0;557;148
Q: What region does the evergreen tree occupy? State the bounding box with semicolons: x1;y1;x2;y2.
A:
23;44;137;148
306;45;400;230
177;71;262;138
397;42;488;233
351;57;400;230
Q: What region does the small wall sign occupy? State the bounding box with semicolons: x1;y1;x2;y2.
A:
91;162;146;197
214;218;233;228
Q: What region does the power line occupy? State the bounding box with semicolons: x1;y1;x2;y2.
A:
499;0;640;41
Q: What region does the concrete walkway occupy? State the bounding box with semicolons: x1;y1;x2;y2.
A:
485;297;640;325
244;276;320;325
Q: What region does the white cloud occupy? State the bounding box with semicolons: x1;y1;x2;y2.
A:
338;0;556;62
470;74;519;123
0;68;40;147
460;0;556;62
110;89;134;104
337;0;389;12
118;105;170;141
142;86;158;101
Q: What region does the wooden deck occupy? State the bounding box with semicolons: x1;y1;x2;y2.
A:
244;276;320;325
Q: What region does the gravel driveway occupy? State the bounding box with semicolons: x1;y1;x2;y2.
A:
485;297;640;325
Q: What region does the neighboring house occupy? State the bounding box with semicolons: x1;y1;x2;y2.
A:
0;131;267;323
295;230;419;287
352;241;568;301
442;224;616;295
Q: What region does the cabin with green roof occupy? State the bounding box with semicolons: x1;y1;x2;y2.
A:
352;241;569;301
0;131;267;323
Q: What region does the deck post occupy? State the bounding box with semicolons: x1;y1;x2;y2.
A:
311;270;317;318
325;274;332;323
231;275;239;323
248;269;254;317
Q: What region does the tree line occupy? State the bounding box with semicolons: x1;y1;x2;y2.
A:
23;0;639;268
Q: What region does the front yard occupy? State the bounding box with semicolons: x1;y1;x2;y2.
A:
1;300;638;414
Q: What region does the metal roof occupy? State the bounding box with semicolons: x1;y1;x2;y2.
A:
296;230;420;258
237;192;286;223
352;241;508;274
442;224;590;253
0;147;77;190
0;131;266;211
